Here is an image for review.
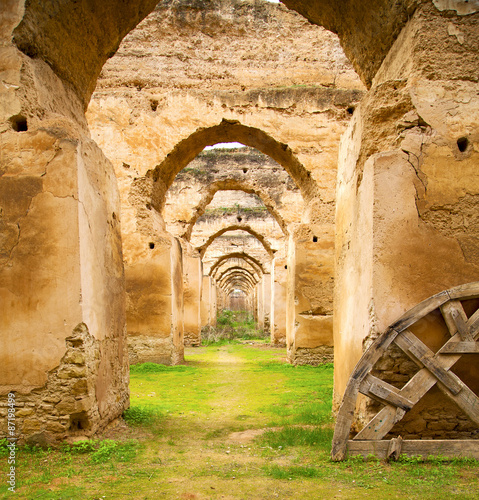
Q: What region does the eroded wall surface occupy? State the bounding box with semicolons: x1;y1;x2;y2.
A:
334;1;479;437
182;244;202;346
1;0;130;443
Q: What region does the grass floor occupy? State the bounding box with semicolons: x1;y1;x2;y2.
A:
1;342;478;499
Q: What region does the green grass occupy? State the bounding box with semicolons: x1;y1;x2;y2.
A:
260;426;334;451
201;309;267;345
1;343;478;499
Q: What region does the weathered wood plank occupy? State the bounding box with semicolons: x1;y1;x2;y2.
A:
356;330;479;441
360;374;414;411
331;328;402;461
387;436;403;461
406;343;462;395
446;282;479;301
435;378;479;427
347;440;479;460
439;342;479;354
354;406;405;441
451;308;473;341
466;308;479;337
332;282;479;461
441;301;474;341
395;330;479;425
389;291;450;333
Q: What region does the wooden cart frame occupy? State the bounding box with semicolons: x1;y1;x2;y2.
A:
331;283;479;461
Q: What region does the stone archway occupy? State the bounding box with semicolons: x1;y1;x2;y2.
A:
181;181;290;240
198;226;276;259
2;0;478;447
150;119;320;209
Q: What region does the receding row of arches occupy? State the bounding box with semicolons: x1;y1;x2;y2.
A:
2;0;478;449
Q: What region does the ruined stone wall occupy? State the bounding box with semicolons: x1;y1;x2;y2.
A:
334;1;479;438
1;0;131;443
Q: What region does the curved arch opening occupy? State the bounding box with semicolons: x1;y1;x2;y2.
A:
198;226;276;259
182;182;289;239
210;252;265;279
150;119;320;211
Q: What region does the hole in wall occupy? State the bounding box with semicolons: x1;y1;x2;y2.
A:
457;137;469;153
243;168;248;173
149;242;155;249
10;114;28;132
237;216;242;222
69;412;90;431
347;106;355;115
284;265;287;269
150;99;158;111
313;236;318;242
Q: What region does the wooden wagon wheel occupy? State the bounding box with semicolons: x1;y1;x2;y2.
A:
331;283;479;461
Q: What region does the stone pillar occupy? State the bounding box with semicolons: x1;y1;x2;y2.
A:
269;264;275;340
333;2;479;423
200;275;211;328
257;278;265;332
183;250;202;346
286;235;296;360
252;286;258;321
271;258;287;344
125;233;184;365
273;281;287;344
286;228;335;365
0;3;128;443
211;280;218;327
263;273;272;335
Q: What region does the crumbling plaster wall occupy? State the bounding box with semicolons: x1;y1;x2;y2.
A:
1;0;134;443
182;241;202;346
334;1;479;437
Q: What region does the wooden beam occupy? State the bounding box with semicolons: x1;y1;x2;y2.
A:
331;328;401;461
387;436;403;461
347;440;479;460
360;374;414;411
439;342;479;354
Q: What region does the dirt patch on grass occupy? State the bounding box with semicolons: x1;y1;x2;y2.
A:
227;428;269;443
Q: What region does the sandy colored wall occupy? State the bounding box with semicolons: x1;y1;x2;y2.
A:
125;232;185;365
0;0;129;443
334;3;479;437
272;282;287;345
183;250;202;346
200;276;211;328
86;0;364;364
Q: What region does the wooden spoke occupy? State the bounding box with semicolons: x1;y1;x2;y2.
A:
360;374;414;411
439;342;479;354
441;301;474;341
395;331;463;395
354;406;406;441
